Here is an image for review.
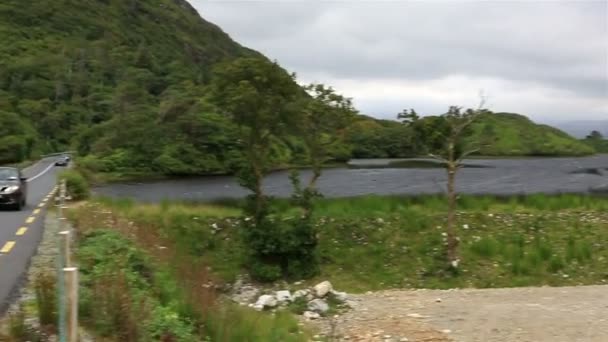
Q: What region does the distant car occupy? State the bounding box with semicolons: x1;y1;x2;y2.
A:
0;167;27;210
55;156;70;166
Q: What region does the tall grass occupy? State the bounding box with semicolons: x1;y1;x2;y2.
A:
72;193;608;294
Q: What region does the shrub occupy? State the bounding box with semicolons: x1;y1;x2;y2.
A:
59;169;90;200
34;272;57;328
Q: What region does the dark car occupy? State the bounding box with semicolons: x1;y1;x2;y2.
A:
0;167;27;210
55;155;70;166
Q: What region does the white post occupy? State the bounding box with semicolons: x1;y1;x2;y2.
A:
64;267;79;342
58;231;71;268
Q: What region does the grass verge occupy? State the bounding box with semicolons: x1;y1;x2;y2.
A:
70;194;608;294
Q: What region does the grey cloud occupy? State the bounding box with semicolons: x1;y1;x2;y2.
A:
191;0;607;119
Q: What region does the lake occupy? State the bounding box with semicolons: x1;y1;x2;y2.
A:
93;155;608;202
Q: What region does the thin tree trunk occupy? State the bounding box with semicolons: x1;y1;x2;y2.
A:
446;163;459;267
253;164;264;223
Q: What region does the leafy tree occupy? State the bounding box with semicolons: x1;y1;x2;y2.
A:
211;57;315;281
211;57;300;220
409;99;487;269
586;130;604;140
298;83;357;189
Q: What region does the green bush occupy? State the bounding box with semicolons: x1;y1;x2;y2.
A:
59;169;90;200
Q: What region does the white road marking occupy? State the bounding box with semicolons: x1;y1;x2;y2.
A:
26;163;55;183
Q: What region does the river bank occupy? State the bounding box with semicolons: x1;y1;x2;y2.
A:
92;155;608;202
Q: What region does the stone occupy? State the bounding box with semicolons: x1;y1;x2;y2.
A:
231;285;259;304
276;290;292;303
303;311;321;320
314;280;333;297
293;289;310;299
399;338;410;342
308;298;329;313
442;329;452;334
254;294;277;309
330;290;349;302
435;298;442;303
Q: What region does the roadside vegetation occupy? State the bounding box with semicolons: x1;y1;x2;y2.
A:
68;205;310;341
70;194;608;293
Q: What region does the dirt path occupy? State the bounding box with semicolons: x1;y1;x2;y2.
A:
312;285;608;341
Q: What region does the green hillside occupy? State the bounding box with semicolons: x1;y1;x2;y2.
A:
467;112;594;156
0;0;264;168
345;112;595;159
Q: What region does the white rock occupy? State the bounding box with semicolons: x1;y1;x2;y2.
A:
330;290;349;302
435;298;442;303
400;338;410;342
252;304;264;311
276;290;292;303
442;329;452;334
255;294;277;309
462;224;469;229
303;311;321;320
314;281;333;297
293;289;310;299
308;298;329;313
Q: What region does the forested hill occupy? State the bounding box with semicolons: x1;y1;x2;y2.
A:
347;112;594;158
0;0;596;174
0;0;263;169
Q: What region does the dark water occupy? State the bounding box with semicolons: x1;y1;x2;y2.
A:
93;156;608;202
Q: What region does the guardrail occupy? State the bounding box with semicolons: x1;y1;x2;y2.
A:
42;151;75;158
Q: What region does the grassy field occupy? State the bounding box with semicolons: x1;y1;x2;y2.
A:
69;194;608;295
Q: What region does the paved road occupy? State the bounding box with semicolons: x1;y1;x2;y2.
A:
0;159;60;313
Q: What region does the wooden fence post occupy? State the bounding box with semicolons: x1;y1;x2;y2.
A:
64;267;79;342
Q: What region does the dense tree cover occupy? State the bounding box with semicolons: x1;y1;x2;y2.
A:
0;0;260;167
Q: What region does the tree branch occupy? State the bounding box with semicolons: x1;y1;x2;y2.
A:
429;153;448;164
456;148;480;163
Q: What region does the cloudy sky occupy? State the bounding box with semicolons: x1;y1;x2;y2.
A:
190;0;607;124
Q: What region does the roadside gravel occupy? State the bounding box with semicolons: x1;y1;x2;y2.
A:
311;285;608;341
